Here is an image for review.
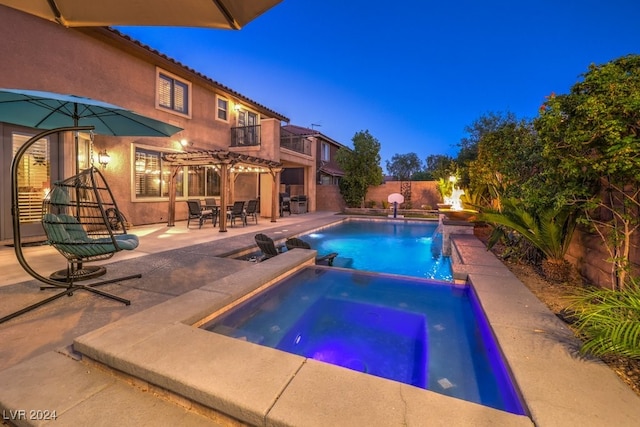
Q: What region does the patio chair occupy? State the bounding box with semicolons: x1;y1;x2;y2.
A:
254;233;285;261
204;198;217;208
285;237;338;266
245;199;259;224
187;199;216;228
228;201;247;227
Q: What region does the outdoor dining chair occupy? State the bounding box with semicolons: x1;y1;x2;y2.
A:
245;199;259;224
228;201;247;227
186;199;216;228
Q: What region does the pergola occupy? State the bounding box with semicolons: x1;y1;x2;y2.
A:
162;150;282;231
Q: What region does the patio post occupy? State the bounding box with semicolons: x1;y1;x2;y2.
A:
219;162;229;232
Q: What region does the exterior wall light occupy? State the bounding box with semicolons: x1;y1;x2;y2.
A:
98;149;111;168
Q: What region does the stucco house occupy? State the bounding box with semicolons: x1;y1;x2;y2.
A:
280;124;347;211
0;5;323;243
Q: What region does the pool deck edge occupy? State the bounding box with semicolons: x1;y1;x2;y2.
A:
452;234;640;426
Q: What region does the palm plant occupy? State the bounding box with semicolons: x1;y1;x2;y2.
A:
567;284;640;360
479;199;577;282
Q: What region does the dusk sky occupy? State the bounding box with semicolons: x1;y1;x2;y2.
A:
117;0;640;171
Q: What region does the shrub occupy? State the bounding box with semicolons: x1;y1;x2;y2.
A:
567;284;640;360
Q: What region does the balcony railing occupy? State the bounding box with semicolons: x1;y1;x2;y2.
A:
231;125;261;147
280;135;312;156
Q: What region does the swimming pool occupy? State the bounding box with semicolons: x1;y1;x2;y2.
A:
204;267;526;415
296;219;453;281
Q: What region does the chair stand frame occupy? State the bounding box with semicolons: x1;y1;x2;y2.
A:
1;126;139;325
49;265;106;282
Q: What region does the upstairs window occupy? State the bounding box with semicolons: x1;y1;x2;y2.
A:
321;142;330;161
157;70;190;116
216;96;229;121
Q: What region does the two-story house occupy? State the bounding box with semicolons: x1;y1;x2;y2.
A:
0;5;318;243
280;124;347;211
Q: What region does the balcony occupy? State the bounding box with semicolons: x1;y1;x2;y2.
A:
280;134;312;156
230;125;261;147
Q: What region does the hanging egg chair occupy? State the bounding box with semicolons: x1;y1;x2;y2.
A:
42;166;140;282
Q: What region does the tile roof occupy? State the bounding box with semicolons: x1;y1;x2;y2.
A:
281;124;349;149
103;27;290;122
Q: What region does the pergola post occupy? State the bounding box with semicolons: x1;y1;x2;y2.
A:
167;165;180;227
219;162;229;232
270;168;280;222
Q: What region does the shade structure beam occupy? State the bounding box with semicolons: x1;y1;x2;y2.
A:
163;149;283;230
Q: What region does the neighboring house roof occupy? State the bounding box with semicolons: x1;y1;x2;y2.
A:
318;165;345;177
281;124;349;149
88;27;290;123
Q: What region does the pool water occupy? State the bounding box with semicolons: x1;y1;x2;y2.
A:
204;267;526;415
297;219;452;281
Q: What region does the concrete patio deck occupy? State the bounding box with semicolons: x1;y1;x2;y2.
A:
1;213;639;426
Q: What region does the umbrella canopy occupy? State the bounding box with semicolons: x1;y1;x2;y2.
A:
0;88;182;136
0;0;282;29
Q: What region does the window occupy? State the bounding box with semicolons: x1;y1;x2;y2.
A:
187;166;221;197
321;142;330;161
134;147;220;199
134;148;173;198
217;96;229;121
13;133;50;223
157;70;190;115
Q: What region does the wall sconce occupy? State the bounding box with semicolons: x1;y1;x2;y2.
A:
180;139;192;148
98;149;111;168
234;103;241;112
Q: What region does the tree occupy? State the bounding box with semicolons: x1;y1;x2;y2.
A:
424;154;456;181
535;54;640;290
386;153;423;181
456;111;518;188
336;130;384;207
467;115;541;210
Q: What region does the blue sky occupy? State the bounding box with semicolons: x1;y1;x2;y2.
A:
117;0;640;171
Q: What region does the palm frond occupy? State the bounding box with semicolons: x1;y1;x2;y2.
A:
567;286;640;359
478;198;577;262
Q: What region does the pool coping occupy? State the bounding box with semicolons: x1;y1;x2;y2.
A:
3;221;639;425
71;248;531;426
75;232;640;426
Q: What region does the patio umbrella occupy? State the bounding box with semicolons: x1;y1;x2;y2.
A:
0;88;182;137
0;0;282;29
1;88;183;323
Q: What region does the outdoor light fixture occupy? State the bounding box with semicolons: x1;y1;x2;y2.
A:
234;103;241;112
98;149;111;168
